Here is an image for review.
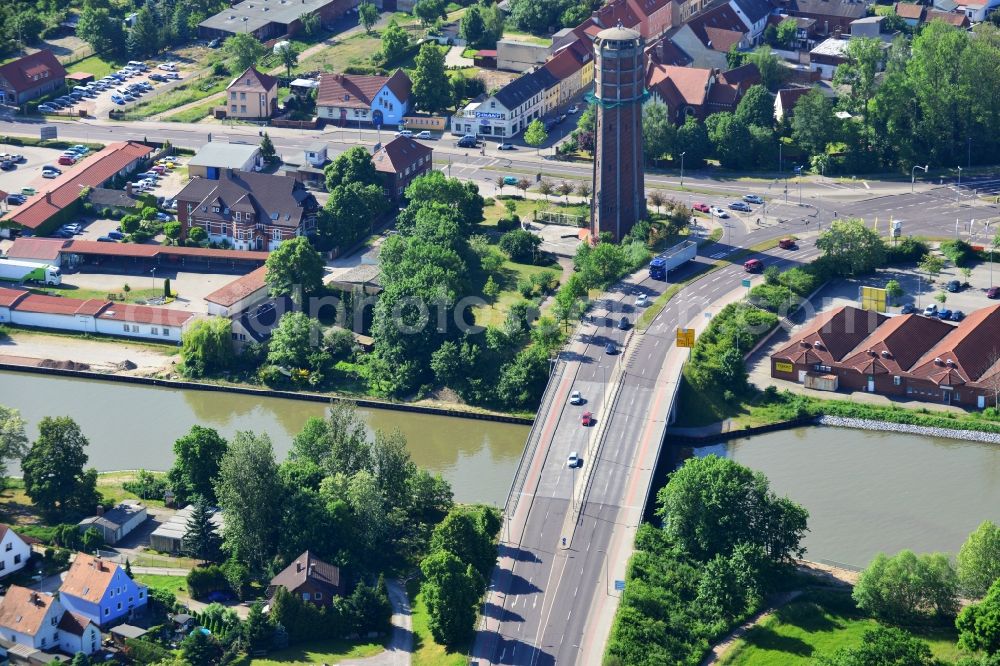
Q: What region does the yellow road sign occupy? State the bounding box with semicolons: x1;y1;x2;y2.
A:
676;328;696;348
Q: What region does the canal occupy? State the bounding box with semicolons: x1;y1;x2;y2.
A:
693;426;1000;568
0;372;530;506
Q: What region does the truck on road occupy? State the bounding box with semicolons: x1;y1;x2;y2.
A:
649;240;697;280
0;259;62;285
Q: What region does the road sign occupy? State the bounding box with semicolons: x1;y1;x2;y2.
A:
860;286;887;313
676;328;695;348
614;580;625;591
39;125;57;141
741;278;752;288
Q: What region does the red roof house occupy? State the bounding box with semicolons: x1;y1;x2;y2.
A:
0;50;66;105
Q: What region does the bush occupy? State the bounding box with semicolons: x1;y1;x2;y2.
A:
186;564;230;600
886;237;929;264
940;239;975;266
496;215;520;232
122;470;167;500
124;638;172;663
853;550;958;622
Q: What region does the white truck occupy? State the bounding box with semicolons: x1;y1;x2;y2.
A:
0;259;62;285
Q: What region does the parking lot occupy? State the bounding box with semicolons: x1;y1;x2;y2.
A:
38;61;185;120
0;144;75;203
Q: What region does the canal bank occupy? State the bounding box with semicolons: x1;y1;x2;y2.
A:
0;371;530;505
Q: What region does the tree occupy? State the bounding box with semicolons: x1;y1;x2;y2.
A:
643;100;675;163
412;43;451;112
958;521;1000;598
792;89;835;158
184;495;222;563
420;550;483;645
381;19;410;64
317;181;387;252
223;33;266;74
500;229;542;263
816;219;886;276
775;18;798;49
885;279;904;306
77;6;125;57
818;626;935;666
358;0;378;34
256;132;277;166
483;275;500;303
188;226;207;244
271;41;298;79
576;182;591;202
267;312;325;370
524;119;548;153
834;37;885;118
748;46;787;91
0;406;28;489
265;236;325;305
127;6;160;59
414;0;447;26
706;112;753;169
676;115;710;166
70;653;91;666
22;417;100;520
736;85;774;129
214;431;282;575
430;505;501;579
647;191;667;214
461;4;487;46
919;253;945;281
656;455;808;564
242;602;274;651
299;11;321;37
853;550;958;622
180;318;233;378
557;181;573;201
957;577;1000;656
727;44;748;69
167;425;228;504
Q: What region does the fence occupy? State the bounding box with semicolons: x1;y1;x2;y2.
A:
96;549;197;571
56;44;96;66
536;210;585;227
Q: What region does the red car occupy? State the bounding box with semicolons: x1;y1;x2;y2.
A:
988;287;1000;299
744;259;763;273
693;202;711;213
581;411;593;427
57;155;76;165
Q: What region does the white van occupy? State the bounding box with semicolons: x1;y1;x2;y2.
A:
127;60;148;70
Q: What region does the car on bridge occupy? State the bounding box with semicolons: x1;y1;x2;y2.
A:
567;451;581;466
580;410;592;427
605;342;617;354
570;390;583;405
743;258;763;273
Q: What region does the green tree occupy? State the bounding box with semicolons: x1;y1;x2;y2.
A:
748;46;787;91
834;37;885;118
299;11;321;37
264;236;325;305
818;626;935;666
853;550;958;622
642;100;675;163
223;33;266;74
167;425;229;504
324;145;380;189
275;42;299;78
414;0;447;25
77;6;125;57
0;406;28;489
958;521;1000;598
919;253;945;280
430;505;501;578
184;495;222;563
461;4;486;46
775;18;798;49
381;19;410;63
242;601;274;651
735;85;774;128
317;181;387;252
727;43;748;69
180;317;234;377
420;550;484;645
127;6;160;58
957;577;1000;655
483;275;500;303
816;219;886;276
499;229;542;263
358;0;378;34
675;115;710;166
706;112;753;169
411;43;451;112
656;454;808;564
792;89;835;158
70;653;91;666
259;132;277;163
524;119;548;153
267;312;325;370
21;417;100;520
214;431;282;575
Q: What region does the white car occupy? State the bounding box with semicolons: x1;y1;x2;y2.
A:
568;104;579;114
567;451;581;468
158;62;177;71
415;130;433;139
710;206;729;218
636;294;648;307
396;129;413;137
569;390;583;405
497;142;515;150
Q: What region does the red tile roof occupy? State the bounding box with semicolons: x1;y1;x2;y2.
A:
0;586;57;636
228;66;277;93
13;292;109;317
910;304;1000;383
776;87;813;115
58;611;95;637
687;4;750;51
317;70;412;109
6;238;68;262
926;9;969;25
98;303;195;327
1;141;152;230
373;136;433;175
894;2;925;19
0;288;29;309
543;43;589;80
62;240;269;261
839;314;953;376
384;69;412;103
719;63;762;91
774;306;887;364
0;50;66;95
647;64;712;108
205;265;268;307
0;285;195;327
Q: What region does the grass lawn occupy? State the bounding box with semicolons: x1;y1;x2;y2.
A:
238;639;384;665
294;33;383;75
125;75;228;119
501;29;552;46
162;98;218;123
66;55;118;79
30;283;164;304
473;259;561;327
408;579;468;666
0;473;170;527
134;574;192;605
482;196;587;227
720;591;961;665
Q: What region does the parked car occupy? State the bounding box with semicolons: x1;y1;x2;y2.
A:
569;390;583;405
395;129;413;137
63;223;82;234
636;293;648;307
71;145;88;154
503;175;518;186
692;202;710;213
988;287;1000;299
37;104;56;113
567;450;582;466
900;303;916;314
946;280;963;292
744;258;763;273
618;316;630;330
0;161;13;171
107;231;125;240
41;169;58;178
58;155;76;165
497;142;515;150
729;201;752;212
42;165;61;174
923;304;938;316
743;194;764;204
557;114;567;123
457;135;478;148
936;309;953;320
148;73;167;82
415;130;433;139
151;165;166;173
568;104;579;114
155;212;172;221
950;310;965;321
158;62;177;71
96;236;117;242
111;95;126;105
20;187;36;196
710;206;729;218
6;194;25;205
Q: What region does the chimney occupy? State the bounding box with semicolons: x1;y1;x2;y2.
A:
30;592;38;604
96;505;104;517
309;564;315;577
126;182;133;196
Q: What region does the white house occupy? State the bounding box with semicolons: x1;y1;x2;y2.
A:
316;70;412;127
204;266;269;318
58;612;101;657
728;0;773;44
0;526;31;579
450;67;558;138
0;587;64;654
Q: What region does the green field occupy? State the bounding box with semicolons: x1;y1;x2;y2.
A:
125;75;228;119
473;259;562;327
134;573;192;604
238;639;384;665
719;591;961;666
66;55;118;79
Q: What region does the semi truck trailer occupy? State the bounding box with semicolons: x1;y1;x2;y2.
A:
649;240;697;280
0;259;62;285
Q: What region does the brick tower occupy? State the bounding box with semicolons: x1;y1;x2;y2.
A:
590;24;646;242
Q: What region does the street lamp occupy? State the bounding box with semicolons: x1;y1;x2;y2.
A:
957;166;963;205
679;151;686;188
911;164;928;194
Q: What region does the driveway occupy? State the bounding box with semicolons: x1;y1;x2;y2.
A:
445;45;473;68
342;579;412;666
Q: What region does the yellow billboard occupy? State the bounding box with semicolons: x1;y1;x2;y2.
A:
775;361;794;373
676;328;696;348
860;286;887;313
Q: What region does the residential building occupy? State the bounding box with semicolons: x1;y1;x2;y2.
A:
895;2;972;26
87;187;142;216
583;0;676;41
198;0;355;40
0;50;66;105
77;500;147;546
894;2;926;25
450;68;558;138
59;553;148;628
926;8;971;26
57;612;101;657
316;70;412;127
850;15;888;39
280;144;329;190
267;551;345;606
0;526;32;579
955;0;999;21
541;39;596;106
0;587;65;654
809;37;851;79
771;304;1000;408
188;142;263;179
205;265;269;318
175;171;318;251
373;136;434;205
667;3;753;69
149;504;224;554
646;63;756;123
19;240;268;274
226;67;277;120
0;141;152;236
774;86;813;120
775;0;868;37
728;0;774;43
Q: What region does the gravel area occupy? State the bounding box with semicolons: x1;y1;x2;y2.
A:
817;415;1000;443
0;330;175;373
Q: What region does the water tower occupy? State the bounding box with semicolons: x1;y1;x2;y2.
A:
590;24;646;242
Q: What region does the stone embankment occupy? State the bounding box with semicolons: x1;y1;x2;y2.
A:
818;415;1000;444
